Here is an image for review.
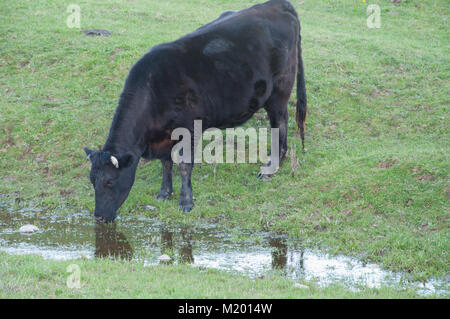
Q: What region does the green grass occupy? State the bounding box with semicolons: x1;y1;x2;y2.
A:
0;252;427;298
0;0;449;297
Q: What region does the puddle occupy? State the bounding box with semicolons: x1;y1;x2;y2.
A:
0;202;448;296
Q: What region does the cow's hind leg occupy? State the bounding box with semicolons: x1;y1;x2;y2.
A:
257;89;290;180
156;158;173;200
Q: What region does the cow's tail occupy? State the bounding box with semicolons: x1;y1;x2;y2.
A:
296;25;307;152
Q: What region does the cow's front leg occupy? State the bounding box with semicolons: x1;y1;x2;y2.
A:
178;161;194;212
156;158;173;200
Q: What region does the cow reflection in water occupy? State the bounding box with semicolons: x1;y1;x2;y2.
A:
94;222;304;275
160;227;194;264
269;237;288;269
269;236;305;276
95;223;133;260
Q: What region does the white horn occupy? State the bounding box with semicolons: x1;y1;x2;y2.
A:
111;156;119;168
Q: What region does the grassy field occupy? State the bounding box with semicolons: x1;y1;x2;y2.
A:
0;0;448;297
0;252;425;298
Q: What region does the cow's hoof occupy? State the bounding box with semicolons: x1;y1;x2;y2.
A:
257;172;272;181
156;192;171;200
179;204;193;213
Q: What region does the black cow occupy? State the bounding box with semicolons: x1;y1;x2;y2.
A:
84;0;307;222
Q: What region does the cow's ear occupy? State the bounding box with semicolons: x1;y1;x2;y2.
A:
84;147;95;160
118;153;134;169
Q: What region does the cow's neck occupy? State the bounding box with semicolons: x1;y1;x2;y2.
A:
103;130;146;158
102;93;149;157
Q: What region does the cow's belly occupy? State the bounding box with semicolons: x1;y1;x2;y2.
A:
199;68;273;130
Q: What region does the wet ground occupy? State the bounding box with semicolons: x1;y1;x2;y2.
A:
0;200;448;296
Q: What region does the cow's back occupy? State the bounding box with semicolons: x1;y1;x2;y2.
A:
135;0;300;131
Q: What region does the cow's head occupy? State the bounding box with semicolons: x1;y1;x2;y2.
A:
84;147;137;223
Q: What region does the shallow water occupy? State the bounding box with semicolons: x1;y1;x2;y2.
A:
0;202;448;296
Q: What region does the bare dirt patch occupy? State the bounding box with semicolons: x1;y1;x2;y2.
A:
416;174;435;181
378;159;398;169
